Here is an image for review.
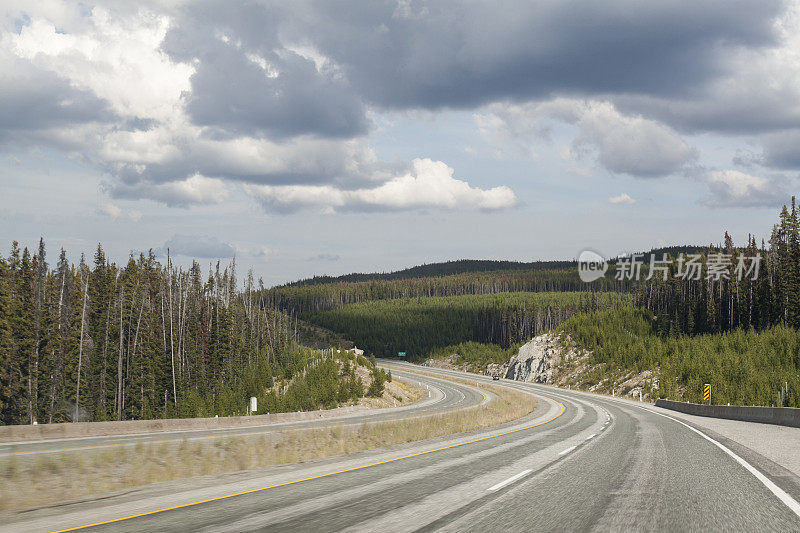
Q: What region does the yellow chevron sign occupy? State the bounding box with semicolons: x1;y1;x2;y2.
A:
703;383;711;403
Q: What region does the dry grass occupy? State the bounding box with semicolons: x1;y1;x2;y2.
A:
0;377;534;511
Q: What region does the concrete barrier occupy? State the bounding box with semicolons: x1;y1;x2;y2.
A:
655;399;800;429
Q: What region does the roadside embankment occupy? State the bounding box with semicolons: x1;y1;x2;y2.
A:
0;375;419;444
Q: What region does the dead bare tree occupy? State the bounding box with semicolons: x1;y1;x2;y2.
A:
116;286;124;420
75;276;89;422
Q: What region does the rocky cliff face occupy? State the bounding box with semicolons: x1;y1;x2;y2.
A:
423;332;659;400
486;333;659;401
490;333;563;383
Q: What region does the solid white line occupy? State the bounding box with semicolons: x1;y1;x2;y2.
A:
642;406;800;519
586;433;596;440
487;469;532;491
559;445;577;455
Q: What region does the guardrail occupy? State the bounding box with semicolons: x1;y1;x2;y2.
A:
655;399;800;429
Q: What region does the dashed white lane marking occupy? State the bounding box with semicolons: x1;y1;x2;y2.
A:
586;433;596;440
559;445;577;455
487;469;533;491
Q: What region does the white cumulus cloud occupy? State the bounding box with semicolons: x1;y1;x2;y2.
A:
608;193;635;204
7;8;193;122
478;99;696;178
247;158;517;213
108;173;228;207
98;202;123;219
703;169;787;207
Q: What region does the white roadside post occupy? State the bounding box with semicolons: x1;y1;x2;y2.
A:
250;396;257;415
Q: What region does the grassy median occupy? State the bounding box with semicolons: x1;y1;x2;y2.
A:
0;375;535;510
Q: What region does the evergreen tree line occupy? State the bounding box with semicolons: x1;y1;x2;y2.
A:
284;259;577;285
426;341;519;373
268;268;631;316
307;292;629;359
559;308;800;407
638;198;800;335
0;241;380;425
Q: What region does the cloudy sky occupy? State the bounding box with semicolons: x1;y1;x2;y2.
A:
2;0;800;284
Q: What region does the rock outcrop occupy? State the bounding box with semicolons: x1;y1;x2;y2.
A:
497;333;562;383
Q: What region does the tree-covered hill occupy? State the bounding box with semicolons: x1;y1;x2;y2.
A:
559;308;800;407
0;242;387;425
283;259;577;286
267;267;632;317
307;292;630;359
266;247;719;318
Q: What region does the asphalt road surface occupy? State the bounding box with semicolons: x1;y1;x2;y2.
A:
0;368;487;457
4;362;800;532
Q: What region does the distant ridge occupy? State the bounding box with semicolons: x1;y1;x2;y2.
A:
283;259;576;286
283;245;719;287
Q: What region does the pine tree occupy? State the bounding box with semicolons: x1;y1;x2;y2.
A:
787;197;800;328
0;257;13;422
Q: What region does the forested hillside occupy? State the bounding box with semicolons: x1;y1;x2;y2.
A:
0;241;385;425
269;267;631;316
285;259;575;285
5;198;800;422
552;199;800;407
266;249;709;318
637;199;800;335
308;292;629;359
559;308;800;407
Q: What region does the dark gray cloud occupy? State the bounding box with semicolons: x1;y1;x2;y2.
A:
159;234;235;258
104;174;228;207
302;0;783;110
162;1;367;140
0;53;114;142
613;88;800;136
4;0;800;215
481;99;697;178
160;0;786;130
100;136;407;194
760;130;800;169
154;0;800;178
184;44;368;140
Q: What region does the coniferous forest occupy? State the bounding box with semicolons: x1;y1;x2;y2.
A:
307;292;629;358
291;199;800;407
637;198;800;336
4;200;800;422
0;242;385;425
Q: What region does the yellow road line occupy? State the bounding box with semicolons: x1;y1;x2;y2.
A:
52;393;564;532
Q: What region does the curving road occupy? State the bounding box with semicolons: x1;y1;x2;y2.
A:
0;369;488;457
3;362;800;532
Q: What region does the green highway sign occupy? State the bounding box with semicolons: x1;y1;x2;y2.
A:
398;352;406;357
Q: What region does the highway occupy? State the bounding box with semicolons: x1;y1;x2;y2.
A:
3;363;800;532
0;368;487;457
